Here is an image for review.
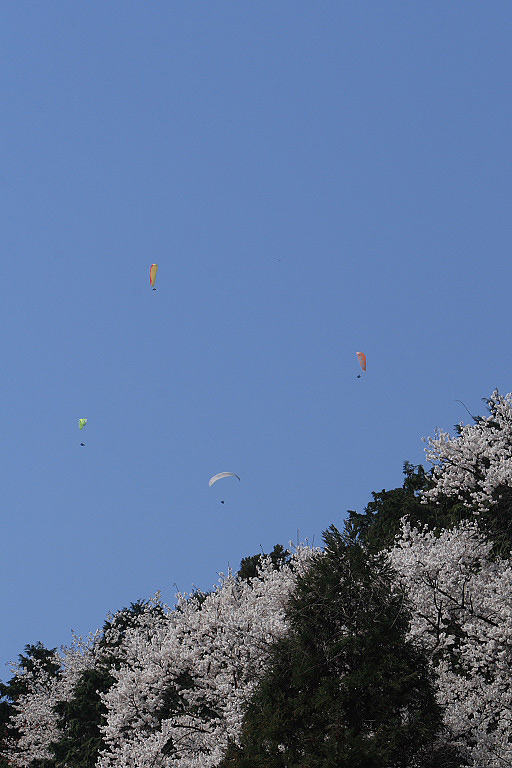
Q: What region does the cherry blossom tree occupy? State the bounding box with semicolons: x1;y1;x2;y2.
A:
389;519;512;767
7;634;97;767
0;643;60;768
423;390;512;514
97;549;312;768
4;550;311;768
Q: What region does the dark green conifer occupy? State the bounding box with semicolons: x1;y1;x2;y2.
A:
50;667;112;768
221;526;443;768
345;462;465;553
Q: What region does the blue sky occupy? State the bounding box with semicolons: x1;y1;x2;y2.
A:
2;1;512;675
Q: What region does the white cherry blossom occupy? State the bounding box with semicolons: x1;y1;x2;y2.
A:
390;520;512;767
423;390;512;511
98;548;312;768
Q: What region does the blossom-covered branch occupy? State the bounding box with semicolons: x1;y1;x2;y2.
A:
423;390;512;511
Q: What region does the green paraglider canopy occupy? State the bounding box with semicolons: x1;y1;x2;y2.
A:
78;418;87;429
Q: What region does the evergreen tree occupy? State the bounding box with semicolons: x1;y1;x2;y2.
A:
221;526;443;768
50;667;112;768
345;462;464;553
344;457;511;558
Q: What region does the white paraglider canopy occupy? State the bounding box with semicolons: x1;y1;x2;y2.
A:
208;472;241;487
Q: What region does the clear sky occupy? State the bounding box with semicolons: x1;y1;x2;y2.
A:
2;1;512;675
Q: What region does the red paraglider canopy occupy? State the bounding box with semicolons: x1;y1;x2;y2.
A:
356;352;366;372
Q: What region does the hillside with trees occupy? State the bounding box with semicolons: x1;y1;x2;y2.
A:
2;391;512;767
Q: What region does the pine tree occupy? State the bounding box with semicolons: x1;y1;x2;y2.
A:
221;526;443;768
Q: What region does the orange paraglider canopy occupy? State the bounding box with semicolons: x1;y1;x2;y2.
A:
149;264;158;287
356;352;366;372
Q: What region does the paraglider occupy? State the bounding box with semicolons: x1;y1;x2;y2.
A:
209;472;240;505
356;352;366;378
79;418;87;446
208;472;241;487
150;264;158;290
